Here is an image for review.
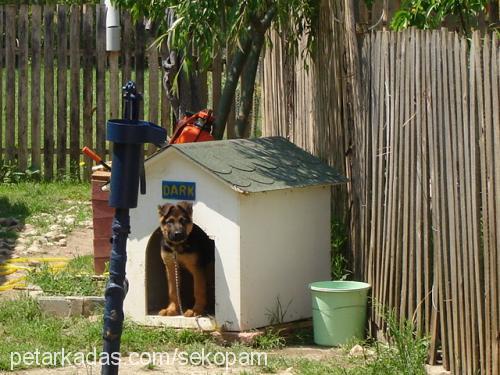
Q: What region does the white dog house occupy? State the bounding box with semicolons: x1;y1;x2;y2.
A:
124;136;346;331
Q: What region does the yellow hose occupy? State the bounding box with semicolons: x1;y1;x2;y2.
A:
0;269;17;276
0;276;27;291
0;257;70;291
3;257;69;264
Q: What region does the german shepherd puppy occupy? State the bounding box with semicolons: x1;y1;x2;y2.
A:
157;201;214;317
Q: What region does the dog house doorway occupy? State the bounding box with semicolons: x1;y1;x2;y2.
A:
145;228;215;317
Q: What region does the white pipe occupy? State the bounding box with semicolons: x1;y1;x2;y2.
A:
104;0;121;51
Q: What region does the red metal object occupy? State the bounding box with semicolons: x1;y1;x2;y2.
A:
169;109;215;144
83;146;111;171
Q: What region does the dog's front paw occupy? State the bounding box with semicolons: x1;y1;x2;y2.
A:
183;308;203;317
159;303;179;316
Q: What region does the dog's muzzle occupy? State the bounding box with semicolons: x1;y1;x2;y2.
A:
170;231;187;243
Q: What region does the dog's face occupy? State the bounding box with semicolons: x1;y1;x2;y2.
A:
158;202;193;245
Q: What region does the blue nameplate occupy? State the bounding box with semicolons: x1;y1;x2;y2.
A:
162;181;196;201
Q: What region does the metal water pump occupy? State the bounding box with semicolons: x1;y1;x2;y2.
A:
101;81;166;375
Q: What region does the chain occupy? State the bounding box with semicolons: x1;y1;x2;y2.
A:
172;252;183;315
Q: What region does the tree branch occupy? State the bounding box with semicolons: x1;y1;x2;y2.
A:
213;6;276;139
162;51;182;121
212;35;253;139
236;32;265;138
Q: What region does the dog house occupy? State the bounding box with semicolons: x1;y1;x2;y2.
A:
124;136;347;331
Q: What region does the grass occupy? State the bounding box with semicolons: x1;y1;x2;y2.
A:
0;295;430;373
0;295;213;371
331;217;350;280
27;255;105;296
367;307;429;375
0;180;91;238
253;329;286;350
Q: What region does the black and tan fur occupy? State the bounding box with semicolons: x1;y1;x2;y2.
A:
157;201;214;317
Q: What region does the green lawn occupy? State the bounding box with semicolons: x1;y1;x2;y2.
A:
0;181;91;238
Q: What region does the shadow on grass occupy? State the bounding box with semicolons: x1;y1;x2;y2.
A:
0;195;30;288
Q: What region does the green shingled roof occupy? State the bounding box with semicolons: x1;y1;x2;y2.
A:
157;137;347;193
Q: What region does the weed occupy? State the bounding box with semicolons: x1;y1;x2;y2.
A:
253;329;285;350
265;295;292;325
331;217;350;280
366;308;429;375
0;160;40;184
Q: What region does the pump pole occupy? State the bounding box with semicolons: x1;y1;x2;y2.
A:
101;82;166;375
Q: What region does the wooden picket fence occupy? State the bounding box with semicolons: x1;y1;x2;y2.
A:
263;26;499;375
359;29;499;375
0;4;225;180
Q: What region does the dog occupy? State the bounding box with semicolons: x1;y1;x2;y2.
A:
157;201;214;317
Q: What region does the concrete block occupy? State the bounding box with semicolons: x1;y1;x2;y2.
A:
82;296;105;316
38;296;80;318
38;296;72;318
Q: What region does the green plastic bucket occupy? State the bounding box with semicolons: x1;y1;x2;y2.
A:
309;280;371;346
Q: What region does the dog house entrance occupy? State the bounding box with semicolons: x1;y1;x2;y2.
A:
145;228;215;317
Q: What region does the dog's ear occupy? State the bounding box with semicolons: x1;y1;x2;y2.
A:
177;201;193;218
158;203;174;217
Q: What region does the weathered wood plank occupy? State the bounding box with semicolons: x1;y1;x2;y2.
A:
30;6;42;171
135;21;145;119
17;5;29;170
109;52;120;119
441;29;460;373
482;33;498;375
69;5;81;178
453;34;474;374
380;30;396;319
413;29;423;333
374;31;388;326
147;38;159;155
426;30;441;365
407;28;416;321
489;32;500;375
367;32;381;320
434;29;452;370
95;5;106;157
121;10;133;84
419;30;432;335
399;28;412;321
475;30;491;375
56;5;68;176
148;42;159;125
444;31;462;373
470;31;485;375
82;5;94;180
461;32;479;373
43;5;55;179
5;5;16;162
108;48;119;161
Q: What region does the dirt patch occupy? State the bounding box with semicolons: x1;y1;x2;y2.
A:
0;226;94;300
12;362;263;375
41;227;94;258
